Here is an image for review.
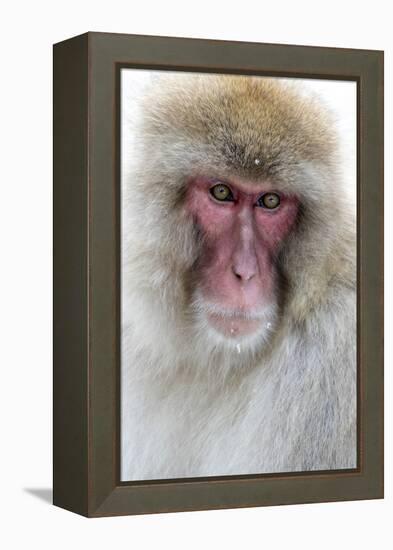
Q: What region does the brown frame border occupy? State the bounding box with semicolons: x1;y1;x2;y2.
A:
53;32;384;517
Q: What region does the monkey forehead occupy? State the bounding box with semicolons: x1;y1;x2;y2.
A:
140;74;338;176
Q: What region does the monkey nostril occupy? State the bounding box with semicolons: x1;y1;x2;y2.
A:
232;267;255;282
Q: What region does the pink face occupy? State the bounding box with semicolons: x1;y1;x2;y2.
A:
185;177;299;340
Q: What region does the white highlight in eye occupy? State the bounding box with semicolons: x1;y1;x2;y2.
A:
254;158;261;165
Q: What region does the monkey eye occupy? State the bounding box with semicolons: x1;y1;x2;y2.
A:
210;183;234;202
257;192;281;209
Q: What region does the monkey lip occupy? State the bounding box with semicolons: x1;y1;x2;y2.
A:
207;312;265;339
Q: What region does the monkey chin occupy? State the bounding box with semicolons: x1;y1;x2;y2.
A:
192;294;278;354
207;313;265;340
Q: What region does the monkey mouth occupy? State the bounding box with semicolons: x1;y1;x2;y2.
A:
192;291;277;345
194;298;274;340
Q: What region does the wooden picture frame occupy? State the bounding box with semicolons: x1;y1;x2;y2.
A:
53;32;384;517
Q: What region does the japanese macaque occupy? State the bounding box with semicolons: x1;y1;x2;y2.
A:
121;74;356;481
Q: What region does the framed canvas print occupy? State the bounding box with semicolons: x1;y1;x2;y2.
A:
53;32;384;517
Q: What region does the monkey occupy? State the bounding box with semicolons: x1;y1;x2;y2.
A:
120;74;357;481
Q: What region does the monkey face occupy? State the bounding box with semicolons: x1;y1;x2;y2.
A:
125;75;348;358
185;176;299;348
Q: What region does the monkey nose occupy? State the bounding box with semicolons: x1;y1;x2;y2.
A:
231;236;258;283
231;263;257;282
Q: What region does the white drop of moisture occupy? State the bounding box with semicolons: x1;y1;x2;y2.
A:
236;343;241;354
254;159;261;165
